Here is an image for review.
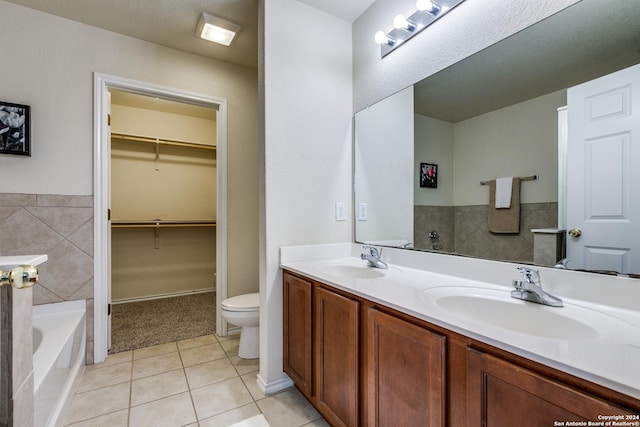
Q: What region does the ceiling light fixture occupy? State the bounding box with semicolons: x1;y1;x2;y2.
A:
196;12;241;46
375;0;466;58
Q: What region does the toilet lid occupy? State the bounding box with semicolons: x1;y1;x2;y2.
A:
222;292;259;311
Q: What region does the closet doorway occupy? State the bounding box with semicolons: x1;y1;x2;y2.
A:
110;89;217;353
94;74;228;363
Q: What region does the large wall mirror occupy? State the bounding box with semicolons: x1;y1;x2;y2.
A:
354;0;640;276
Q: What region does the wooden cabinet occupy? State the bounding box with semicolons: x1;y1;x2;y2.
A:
282;269;640;426
466;348;635;426
283;273;313;399
283;272;360;425
367;308;446;427
315;286;360;427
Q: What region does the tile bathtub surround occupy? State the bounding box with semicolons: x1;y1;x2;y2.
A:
63;334;329;427
0;193;95;363
0;285;34;427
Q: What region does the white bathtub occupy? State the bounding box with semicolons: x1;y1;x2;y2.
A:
33;300;86;427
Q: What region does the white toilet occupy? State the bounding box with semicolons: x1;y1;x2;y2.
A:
220;292;260;359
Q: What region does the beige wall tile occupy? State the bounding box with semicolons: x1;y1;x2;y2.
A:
26;207;93;238
36;194;93;208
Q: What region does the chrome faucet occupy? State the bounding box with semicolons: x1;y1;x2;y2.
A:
511;267;563;307
361;245;388;269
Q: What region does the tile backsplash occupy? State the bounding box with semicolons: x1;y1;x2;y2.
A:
415;202;558;263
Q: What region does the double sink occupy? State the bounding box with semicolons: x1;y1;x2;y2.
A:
306;258;640;344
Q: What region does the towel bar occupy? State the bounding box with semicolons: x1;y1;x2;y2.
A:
480;174;538;185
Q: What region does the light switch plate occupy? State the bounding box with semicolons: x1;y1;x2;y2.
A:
358;203;368;221
335;202;346;221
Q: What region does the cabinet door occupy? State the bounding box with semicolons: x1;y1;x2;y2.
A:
367;308;446;427
283;272;313;398
467;348;634;426
315;286;360;427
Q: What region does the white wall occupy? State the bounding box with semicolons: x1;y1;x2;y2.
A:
355;86;414;244
453;90;565;205
414;115;454;206
260;0;353;389
0;0;259;324
413;90;565;207
353;0;580;112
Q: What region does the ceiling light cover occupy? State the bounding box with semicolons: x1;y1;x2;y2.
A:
197;12;241;46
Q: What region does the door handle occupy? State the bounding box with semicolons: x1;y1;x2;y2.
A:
568;228;582;238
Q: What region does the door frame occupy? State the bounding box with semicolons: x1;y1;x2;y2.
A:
93;73;228;363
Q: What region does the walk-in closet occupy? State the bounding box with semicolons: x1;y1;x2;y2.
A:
109;90;217;353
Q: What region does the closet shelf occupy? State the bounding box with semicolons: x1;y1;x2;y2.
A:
111;220;216;229
111;132;216;151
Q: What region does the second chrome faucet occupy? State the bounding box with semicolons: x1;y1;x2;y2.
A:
511;267;563;307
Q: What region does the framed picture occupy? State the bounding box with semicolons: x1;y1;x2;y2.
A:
420;163;438;188
0;101;31;156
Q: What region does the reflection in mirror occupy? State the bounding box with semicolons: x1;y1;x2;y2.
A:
354;0;640;275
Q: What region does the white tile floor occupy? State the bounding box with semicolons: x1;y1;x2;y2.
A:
63;334;329;427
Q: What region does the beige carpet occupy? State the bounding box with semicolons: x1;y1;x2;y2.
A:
109;292;216;354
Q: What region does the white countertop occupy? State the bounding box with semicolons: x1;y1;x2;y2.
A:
280;244;640;400
0;254;48;269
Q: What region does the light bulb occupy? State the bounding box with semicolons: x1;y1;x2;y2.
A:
416;0;440;14
374;31;394;45
393;15;416;32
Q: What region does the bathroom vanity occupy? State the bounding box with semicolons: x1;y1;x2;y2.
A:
281;246;640;426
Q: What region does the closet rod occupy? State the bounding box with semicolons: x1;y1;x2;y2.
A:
480;174;538;186
111;132;216;151
111;220;216;229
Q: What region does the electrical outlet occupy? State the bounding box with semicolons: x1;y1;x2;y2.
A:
358;203;368;221
335;202;346;221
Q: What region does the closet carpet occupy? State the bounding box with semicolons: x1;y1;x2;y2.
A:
109;292;216;354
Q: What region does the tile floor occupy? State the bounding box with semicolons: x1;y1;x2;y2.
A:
63;334;329;427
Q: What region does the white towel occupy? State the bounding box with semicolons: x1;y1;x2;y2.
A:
495;177;513;208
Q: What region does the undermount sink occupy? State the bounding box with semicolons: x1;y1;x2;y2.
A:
309;259;400;280
421;286;639;341
319;264;386;279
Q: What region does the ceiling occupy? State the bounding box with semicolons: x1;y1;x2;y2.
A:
4;0;373;69
414;0;640;122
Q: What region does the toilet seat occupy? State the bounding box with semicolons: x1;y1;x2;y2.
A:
221;292;259;312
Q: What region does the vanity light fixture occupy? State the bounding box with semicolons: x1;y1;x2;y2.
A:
375;0;466;58
196;12;241;46
374;31;396;46
416;0;441;14
393;15;417;32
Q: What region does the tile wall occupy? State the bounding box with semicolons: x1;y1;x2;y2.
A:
0;285;34;427
0;193;94;363
415;202;558;263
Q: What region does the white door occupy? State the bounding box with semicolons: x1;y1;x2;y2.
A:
566;63;640;274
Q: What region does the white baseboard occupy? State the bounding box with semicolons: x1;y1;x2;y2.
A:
256;373;294;396
112;288;215;304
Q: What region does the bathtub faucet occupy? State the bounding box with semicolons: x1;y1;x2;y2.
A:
511;267;563;307
0;265;39;289
361;245;388;269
